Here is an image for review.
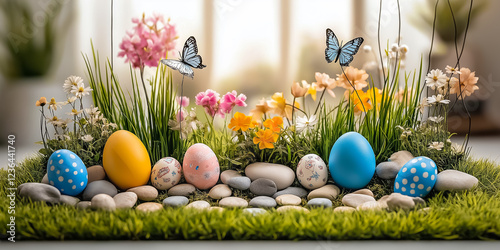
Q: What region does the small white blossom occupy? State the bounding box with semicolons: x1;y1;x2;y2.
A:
428;141;444;151
425;69;447;90
71;82;93;98
296;115;317;134
445;65;461;75
81;135;94;142
399;44;409;54
428;116;444;123
63;76;84;94
427;94;450;105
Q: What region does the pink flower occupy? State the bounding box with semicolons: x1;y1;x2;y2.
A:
220;91;247;114
118;13;178;68
176;109;186;121
195;89;222;118
176;96;189;107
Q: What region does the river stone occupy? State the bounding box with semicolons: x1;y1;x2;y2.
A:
307;184;340;200
136;202;163;212
276;206;309;213
376;161;401;179
245;162;295;190
18;183;60;204
377;195;390;209
352;189;374;197
87;165;106;183
127;185;158;201
220;170;241;184
82;180;118;201
334;206;356;213
412;197;426;208
209;184;232;199
272;187;308;198
90;194;116;211
275;194;302;206
219;197;248;208
434;170;479;191
208;206;225;212
167;183;196;196
249;196;277;208
389;151;414;167
76;201;92;209
60;195;80;206
386;193;415;210
250;178;277;196
357;201;384;211
307;198;333;207
163;196;189;207
41;173;49;184
243;208;268;215
342;193;376;208
113;192;138;209
227;176;251;190
186;200;211;210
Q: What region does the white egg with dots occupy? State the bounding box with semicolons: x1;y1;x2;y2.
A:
47;149;88;196
393;156;437;197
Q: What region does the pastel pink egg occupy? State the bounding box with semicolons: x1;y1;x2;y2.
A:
182;143;220;190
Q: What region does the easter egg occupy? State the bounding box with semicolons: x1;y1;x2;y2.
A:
47;149;88;196
103;130;151;190
182;143;220;190
328;132;375;189
296;154;328;190
394;156;437;197
151;157;182;190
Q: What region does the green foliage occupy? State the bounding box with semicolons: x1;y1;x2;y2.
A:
84;43;184;164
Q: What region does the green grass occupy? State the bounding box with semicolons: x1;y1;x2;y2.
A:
1;153;499;240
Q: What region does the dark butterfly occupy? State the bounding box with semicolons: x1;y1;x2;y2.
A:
325;28;364;66
161;36;206;78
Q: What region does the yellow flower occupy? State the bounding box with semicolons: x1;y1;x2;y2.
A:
263;116;283;133
336;67;369;91
228;112;254;132
305;82;318;101
449;67;479;99
35;97;47;107
367;87;383;108
350;90;372;114
253;129;279;150
269;92;299;120
250;98;272;121
291;80;308;98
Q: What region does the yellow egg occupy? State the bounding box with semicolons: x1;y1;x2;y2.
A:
103;130;151;190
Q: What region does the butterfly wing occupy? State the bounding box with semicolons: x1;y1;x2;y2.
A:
325;28;340;63
182;36;206;69
161;59;195;78
338;37;364;66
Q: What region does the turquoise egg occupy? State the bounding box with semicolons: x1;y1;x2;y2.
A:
47;149;88;196
394;156;437;197
328;132;376;189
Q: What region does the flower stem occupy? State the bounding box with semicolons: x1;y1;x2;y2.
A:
291;97;296;124
313;90;326;115
40;108;48;152
139;65;154;146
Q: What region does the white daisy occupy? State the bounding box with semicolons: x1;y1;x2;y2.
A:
295;115;317;134
445;65;461;75
428;116;444;123
64;96;77;105
47;98;64;111
71;82;93;98
63;76;84;94
425;69;447;90
47;116;61;126
427;94;450;105
67;109;83;116
428;141;444;151
81;135;94;142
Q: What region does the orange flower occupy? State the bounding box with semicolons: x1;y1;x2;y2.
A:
228;112;254;132
313;72;337;97
449;67;479;99
291;80;308;97
350;90;372;113
367;87;383;109
36;97;47;107
250;98;272;121
269;92;299;119
253;129;279;149
336;67;368;91
263;116;283;133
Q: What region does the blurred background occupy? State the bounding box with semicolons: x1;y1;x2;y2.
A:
0;0;499;163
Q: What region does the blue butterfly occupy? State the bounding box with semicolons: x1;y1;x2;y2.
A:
325;28;364;66
161;36;206;78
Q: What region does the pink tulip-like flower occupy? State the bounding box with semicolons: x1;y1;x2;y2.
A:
176;96;190;107
195;89;222;118
220;91;247;114
118;13;178;68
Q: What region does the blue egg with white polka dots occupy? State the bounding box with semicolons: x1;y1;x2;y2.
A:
394;156;437;197
47;149;88;196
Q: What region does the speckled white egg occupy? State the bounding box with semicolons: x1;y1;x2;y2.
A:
296;154;328;190
47;149;88;196
151;157;182;190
